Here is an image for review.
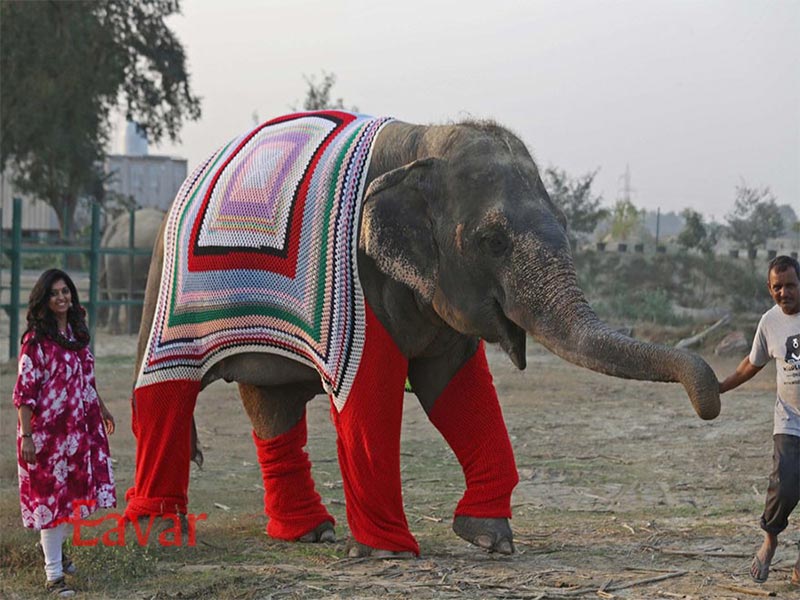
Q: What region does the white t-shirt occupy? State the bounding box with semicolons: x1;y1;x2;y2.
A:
750;304;800;436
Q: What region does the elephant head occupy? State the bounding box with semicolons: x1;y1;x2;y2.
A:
361;121;720;420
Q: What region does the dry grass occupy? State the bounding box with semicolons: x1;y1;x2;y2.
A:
1;337;799;598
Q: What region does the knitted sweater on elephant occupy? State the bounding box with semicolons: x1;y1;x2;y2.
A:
136;111;392;411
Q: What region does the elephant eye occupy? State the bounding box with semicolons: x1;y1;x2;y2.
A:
480;230;510;257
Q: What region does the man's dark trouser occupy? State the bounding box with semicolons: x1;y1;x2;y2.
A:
761;433;800;535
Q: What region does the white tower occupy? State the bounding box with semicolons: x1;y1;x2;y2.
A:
124;121;149;155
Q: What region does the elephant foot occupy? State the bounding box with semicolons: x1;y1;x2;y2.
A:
297;521;336;543
345;539;415;559
452;515;514;554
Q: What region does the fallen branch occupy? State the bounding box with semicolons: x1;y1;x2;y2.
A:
621;523;636;535
605;571;687;592
573;454;632;465
647;547;750;558
717;584;776;597
549;577;668;599
418;515;443;523
675;314;731;349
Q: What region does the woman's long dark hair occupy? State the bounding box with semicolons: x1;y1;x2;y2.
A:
23;269;90;350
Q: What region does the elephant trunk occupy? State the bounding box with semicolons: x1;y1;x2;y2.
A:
505;252;720;420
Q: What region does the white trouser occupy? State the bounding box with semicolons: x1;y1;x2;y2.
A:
40;523;67;581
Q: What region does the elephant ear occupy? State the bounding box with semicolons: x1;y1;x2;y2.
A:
361;158;441;302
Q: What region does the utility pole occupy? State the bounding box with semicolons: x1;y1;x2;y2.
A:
618;164;635;204
655;207;660;248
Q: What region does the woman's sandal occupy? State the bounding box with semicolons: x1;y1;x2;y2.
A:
45;576;76;597
62;553;77;575
38;543;77;575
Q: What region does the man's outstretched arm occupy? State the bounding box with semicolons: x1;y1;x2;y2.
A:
719;355;763;393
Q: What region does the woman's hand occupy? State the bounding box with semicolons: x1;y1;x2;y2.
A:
100;403;116;435
20;437;36;464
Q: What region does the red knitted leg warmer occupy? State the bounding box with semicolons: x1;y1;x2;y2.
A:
330;303;419;555
252;415;335;540
124;380;200;521
428;343;519;518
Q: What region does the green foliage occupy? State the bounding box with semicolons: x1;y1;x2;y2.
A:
608;198;644;241
677;209;719;255
596;288;679;325
725;183;784;256
0;0;201;239
574;251;771;323
21;253;64;271
543;167;608;246
778;204;798;236
301;71;357;112
65;536;158;584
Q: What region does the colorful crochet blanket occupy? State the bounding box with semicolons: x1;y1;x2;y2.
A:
135;111;393;410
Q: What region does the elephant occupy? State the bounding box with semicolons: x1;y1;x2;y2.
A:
99;208;164;334
125;111;720;558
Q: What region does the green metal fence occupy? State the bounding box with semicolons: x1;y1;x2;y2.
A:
1;197;152;359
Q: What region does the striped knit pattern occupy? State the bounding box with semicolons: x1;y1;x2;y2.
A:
135;111;393;410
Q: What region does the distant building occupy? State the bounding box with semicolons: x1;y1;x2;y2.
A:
1;122;187;237
104;122;187;212
1;170;59;238
104;154;187;212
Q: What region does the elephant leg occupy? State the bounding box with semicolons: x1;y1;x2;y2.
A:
409;341;519;554
330;303;418;557
124;379;201;522
239;383;335;542
109;293;121;335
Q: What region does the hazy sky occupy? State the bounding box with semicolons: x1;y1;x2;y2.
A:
135;0;799;221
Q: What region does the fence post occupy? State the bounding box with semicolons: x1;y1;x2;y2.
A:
9;197;22;359
128;206;135;335
88;201;100;351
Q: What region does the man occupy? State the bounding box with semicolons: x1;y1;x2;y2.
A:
719;255;800;585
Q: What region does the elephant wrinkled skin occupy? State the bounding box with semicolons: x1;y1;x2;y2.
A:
134;116;720;557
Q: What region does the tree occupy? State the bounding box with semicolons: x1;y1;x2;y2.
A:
777;204;798;236
299;71;357;112
725;183;784;258
608;198;644;241
677;209;720;255
543;167;608;247
0;0;201;240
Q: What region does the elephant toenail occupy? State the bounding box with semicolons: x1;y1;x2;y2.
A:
496;539;514;554
474;534;493;549
319;529;336;543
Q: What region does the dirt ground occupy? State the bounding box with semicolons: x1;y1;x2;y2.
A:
1;326;799;599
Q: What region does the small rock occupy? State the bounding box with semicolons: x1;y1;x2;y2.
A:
714;331;749;356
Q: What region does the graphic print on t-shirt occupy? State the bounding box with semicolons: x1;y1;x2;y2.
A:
786;334;800;363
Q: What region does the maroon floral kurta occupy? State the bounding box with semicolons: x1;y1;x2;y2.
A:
13;329;116;530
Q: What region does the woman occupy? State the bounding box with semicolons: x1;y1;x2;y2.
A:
13;269;116;597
